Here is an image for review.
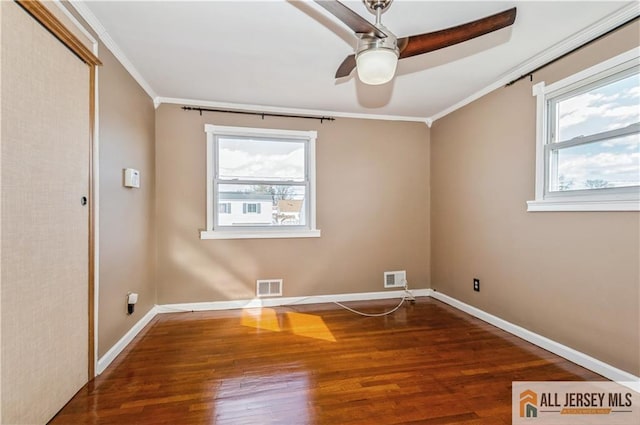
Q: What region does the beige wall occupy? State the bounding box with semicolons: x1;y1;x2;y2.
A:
155;105;430;304
97;46;156;357
431;22;640;375
5;2;634;393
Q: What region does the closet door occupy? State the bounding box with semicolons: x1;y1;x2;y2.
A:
1;1;90;423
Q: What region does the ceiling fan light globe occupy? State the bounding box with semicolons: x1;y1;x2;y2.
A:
356;48;398;85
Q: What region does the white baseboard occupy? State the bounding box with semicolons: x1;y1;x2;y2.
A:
429;290;640;392
97;289;429;374
156;288;431;313
96;305;159;374
96;287;639;393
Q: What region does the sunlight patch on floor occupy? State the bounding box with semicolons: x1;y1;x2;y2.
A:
241;308;282;332
285;311;336;342
240;308;336;342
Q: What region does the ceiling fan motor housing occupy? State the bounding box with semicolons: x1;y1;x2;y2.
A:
357;0;398;59
356;25;398;57
355;24;399;85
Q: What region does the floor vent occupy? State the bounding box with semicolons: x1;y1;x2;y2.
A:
256;279;283;297
384;271;406;288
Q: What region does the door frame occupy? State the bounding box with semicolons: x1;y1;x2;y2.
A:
15;0;101;378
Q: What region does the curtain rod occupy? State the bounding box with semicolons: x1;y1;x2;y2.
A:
182;106;335;123
506;15;639;87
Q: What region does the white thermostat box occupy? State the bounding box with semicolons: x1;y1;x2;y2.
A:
124;168;140;188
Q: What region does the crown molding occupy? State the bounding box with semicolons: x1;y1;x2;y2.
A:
69;1;638;127
69;0;157;100
427;2;640;124
156;97;429;124
51;0;98;54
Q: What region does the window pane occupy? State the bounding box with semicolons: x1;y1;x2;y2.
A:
218;137;305;181
556;71;639;142
217;184;307;226
549;134;640;191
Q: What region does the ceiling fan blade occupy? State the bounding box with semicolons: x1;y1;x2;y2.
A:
335;54;357;78
397;7;517;59
314;0;388;38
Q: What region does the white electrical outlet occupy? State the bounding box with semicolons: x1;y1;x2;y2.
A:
127;293;138;304
126;292;138;315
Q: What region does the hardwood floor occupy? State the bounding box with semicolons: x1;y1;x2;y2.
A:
51;298;603;424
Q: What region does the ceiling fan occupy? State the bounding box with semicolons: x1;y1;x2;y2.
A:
315;0;517;85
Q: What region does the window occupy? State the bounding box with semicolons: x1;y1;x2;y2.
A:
201;124;321;239
244;203;260;214
528;48;640;211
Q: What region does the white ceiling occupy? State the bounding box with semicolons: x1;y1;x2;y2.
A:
77;1;636;122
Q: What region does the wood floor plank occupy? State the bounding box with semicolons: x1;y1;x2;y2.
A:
50;298;604;424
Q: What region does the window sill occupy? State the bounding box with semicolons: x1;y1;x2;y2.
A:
527;199;640;212
200;229;321;240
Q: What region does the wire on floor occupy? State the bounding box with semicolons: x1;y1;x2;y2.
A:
331;282;415;317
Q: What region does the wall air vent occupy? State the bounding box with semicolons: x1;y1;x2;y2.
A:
384;271;406;288
256;279;283;297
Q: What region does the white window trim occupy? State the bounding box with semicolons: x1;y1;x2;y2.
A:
200;124;321;240
528;47;640;212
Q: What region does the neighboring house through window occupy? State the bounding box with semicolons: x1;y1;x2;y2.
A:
528;47;639;211
218;202;231;214
244;203;260;214
201;124;321;239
